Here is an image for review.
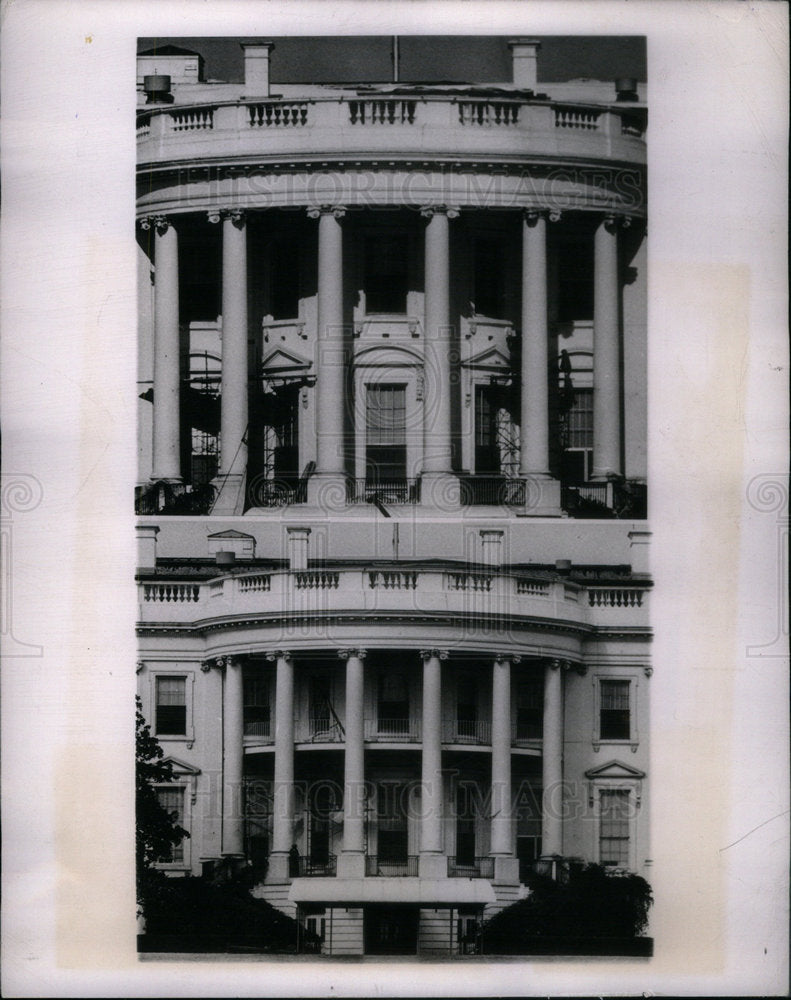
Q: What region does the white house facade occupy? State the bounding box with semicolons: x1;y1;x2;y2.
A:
136;38;651;956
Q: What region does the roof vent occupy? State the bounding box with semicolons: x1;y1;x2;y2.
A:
215;550;236;568
143;74;173;104
615;77;639;102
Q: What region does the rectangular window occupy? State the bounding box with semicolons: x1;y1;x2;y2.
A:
455;785;476;866
599;789;630;867
473;238;505;318
516;675;543;740
364;235;409;313
377;782;408;862
600;679;631;740
309;676;333;738
560;388;593;486
366;385;407;483
156;787;185;863
156;676;187;735
243;674;271;738
378;673;409;735
456;674;478;739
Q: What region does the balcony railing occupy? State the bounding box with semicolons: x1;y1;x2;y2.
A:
243;719;273;740
298;718;344;743
348;99;417;125
458;101;520;126
365;855;419;877
459;476;526;506
292;854;337;877
247;478;307;508
512;721;542;744
560;480;647;519
347;479;421;505
365;718;420;741
135;481;215;515
448;856;494;879
249;102;309;128
444;719;491;745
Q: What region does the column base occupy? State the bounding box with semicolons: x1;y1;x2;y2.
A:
517;476;564;517
265;851;292;884
337;851;366;879
492;855;520;886
306;472;348;511
211;472;246;515
419;853;448;879
420;473;460;511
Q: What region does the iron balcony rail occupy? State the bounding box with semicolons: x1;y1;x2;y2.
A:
365;855;419;877
247;478;307;507
292;854;337;877
448;856;495;879
347;479;421;505
444;719;492;744
459;476;526;506
135;481;215;515
243;719;273;740
365;718;421;741
512;721;543;743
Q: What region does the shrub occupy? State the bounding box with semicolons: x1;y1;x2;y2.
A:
482;863;653;953
141;874;317;952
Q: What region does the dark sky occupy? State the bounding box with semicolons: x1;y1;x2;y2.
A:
138;36;646;85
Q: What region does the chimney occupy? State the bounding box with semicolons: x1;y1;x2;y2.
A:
508;38;541;91
615;77;639;102
287;526;311;570
241;41;275;97
137;524;160;573
479;529;504;567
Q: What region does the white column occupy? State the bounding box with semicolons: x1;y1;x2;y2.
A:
541;659;564;858
221;656;245;857
520;210;562;515
421;206;459;503
338;648;366;877
491;654;517;859
267;650;295;881
520;210;549;476
419;648;446;878
148;216;182;481
308;205;347;506
592;215;623;481
210;209;248;514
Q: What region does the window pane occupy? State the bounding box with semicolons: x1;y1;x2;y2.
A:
599;789;629;866
473;238;505;318
156;677;187;735
600;680;630;740
567;388;593;449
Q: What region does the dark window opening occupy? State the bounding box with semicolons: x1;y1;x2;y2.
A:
475;386;503;474
378;673;409;733
600;789;630;866
155;787;185;862
600;680;631;740
557;239;594;322
364;235;409;313
155;676;186;735
377;782;409;862
270;240;301;321
243;674;271;737
455;785;476;866
473;238;505;318
516;676;543;740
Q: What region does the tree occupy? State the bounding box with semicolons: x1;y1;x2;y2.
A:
136;696;189;914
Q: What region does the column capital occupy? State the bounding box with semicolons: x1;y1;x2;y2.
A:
547;657;568;671
307;204;346;220
523;208;562;225
419;648;449;662
214;655;243;670
136;660;145;675
338;648;367;661
494;652;521;664
420;204;460;219
603;212;632;233
266;649;292;663
139;214;170;233
562;660;587;676
207;208;246;226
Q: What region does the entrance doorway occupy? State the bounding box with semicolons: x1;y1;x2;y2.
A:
363;905;419;955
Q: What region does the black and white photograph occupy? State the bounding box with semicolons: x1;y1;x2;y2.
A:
133;34;652;959
1;2;787;996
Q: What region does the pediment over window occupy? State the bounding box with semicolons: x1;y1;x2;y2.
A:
463;346;512;371
260;347;312;373
161;756;201;776
585;759;646;781
207;529;254;541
